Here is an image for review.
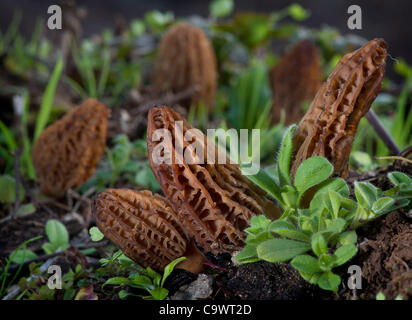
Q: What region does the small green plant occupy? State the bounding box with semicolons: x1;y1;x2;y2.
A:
0;236;42;298
376;291;403;300
89;226;105;242
237;125;412;292
41;219;70;254
102;253;186;300
82;135;159;192
0;58;62;180
226;61;285;162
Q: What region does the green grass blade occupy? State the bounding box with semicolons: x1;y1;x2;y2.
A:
34;58;63;142
0;120;17;152
97;48;111;97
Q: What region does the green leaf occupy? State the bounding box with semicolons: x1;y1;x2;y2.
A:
372;197;395;215
103;277;130;289
132;275;153;287
45;219;69;247
249;215;272;230
130;19;145;37
276;124;296;186
287;4;309;21
322;191;341;219
150;287;169;300
318;253;333;271
299;271;322;285
146;267;162;287
294;156;334;196
291;255;322;274
236;244;260;264
388;171;412;186
338;231;357;245
269;220;309;242
314;178;350;198
326;218;346;234
89;227;104;242
16;203;36;217
257;239;310;262
144;11;174;31
41;242;59;254
376;292;386;300
354;182;378;208
34;58;63;141
318;272;341;292
161;256;187;287
311;233;327;257
0;175;25;204
333;244;357;267
118;290;130;299
209;0;233;18
241;166;282;202
9;248;37;264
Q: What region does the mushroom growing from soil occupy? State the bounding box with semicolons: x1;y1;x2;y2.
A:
32;98;109;198
270;39;323;125
147;106;281;254
92;189;207;274
151;23;217;110
291;38;388;178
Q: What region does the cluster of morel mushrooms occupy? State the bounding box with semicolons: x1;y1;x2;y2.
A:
32;22;387;275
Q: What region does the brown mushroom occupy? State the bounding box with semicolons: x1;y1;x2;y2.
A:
151;23;217;110
32;98;109;198
147;106;281;254
290;38;387;178
92;188;206;274
270;39;323;125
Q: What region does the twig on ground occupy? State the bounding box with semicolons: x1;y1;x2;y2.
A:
135;86;200;114
366;110;400;155
376;156;412;165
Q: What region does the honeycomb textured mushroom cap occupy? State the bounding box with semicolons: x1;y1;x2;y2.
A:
151;22;217;109
269;39;323;125
291;38;387;178
147;106;281;254
92;189;190;271
32;98;109;198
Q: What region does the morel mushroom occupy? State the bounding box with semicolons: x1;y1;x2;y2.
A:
32;98;109;198
92;189;206;273
269;39;323;124
151;23;217;109
147;106;281;254
291;38;387;178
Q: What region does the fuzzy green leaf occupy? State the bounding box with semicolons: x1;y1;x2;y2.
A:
311;233;327;257
318;271;341;292
371;197;395;215
257;239;310;262
294;157;334;195
45;219;69;247
291;254;322;274
9;248;37;264
333;244;357;267
388;171;412;186
354;182;378;209
277;124;296;186
236;244;260;264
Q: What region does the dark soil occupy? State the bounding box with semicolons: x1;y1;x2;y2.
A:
356;210;412;299
214;261;317;300
0;211;51;258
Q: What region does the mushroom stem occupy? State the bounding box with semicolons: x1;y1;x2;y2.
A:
177;239;208;274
